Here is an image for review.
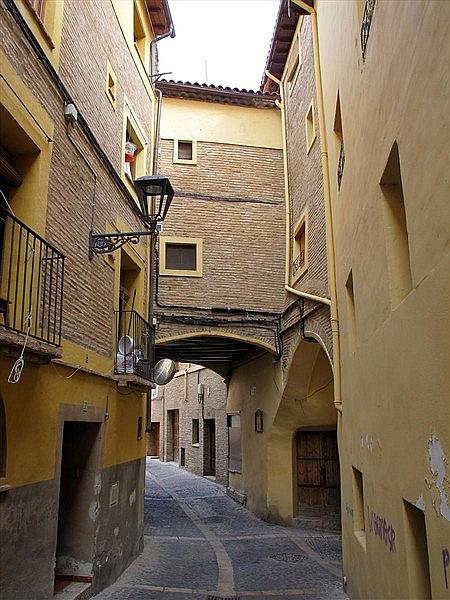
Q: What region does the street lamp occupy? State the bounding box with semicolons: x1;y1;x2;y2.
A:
88;175;174;257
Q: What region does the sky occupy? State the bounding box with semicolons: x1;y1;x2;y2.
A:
157;0;280;91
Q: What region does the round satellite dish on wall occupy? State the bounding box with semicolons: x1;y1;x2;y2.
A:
153;358;176;385
118;335;134;356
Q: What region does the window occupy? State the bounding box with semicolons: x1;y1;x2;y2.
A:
292;212;308;282
159;237;203;277
305;102;316;153
30;0;46;20
334;92;345;191
106;62;117;109
380;142;412;309
345;270;357;352
133;1;147;65
352;467;366;549
122;101;147;185
173;139;197;165
227;414;241;473
361;0;376;59
192;419;199;445
403;500;432;598
286;33;301;95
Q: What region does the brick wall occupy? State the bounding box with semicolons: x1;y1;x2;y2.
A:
283;15;332;357
150;364;229;486
1;0;154;355
157;138;285;314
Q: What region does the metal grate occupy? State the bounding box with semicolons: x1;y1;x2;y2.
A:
361;0;376;59
337;139;345;191
0;207;65;345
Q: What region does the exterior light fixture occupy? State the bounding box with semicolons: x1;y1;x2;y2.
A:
89;175;174;257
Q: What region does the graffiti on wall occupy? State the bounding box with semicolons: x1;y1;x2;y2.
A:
443;548;449;589
367;506;396;552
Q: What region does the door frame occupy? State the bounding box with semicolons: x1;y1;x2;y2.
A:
52;404;105;584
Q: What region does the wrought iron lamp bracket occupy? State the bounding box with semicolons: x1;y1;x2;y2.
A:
89;227;157;258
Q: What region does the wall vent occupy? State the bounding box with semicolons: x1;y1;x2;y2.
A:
110;482;119;507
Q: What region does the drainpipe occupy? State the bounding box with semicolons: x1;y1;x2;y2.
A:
290;0;342;411
265;70;291;288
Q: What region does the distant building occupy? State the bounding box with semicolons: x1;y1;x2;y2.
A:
148;363;229;486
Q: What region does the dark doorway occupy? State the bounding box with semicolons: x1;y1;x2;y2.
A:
296;430;340;527
54;421;101;594
166;409;179;462
203;419;216;477
147;422;160;457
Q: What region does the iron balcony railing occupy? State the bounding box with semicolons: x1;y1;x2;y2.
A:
361;0;376;59
337;139;345;191
0;208;65;346
114;310;154;382
292;249;305;276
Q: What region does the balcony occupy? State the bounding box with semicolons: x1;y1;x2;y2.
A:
361;0;376;59
0;208;64;359
114;310;154;389
293;249;305;277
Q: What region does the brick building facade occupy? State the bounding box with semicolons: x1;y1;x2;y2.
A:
149;363;229;487
0;0;173;597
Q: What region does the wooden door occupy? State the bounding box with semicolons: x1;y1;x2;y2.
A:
297;431;340;509
172;410;179;462
147;422;160;456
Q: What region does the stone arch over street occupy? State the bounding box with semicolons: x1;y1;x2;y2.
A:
266;338;338;525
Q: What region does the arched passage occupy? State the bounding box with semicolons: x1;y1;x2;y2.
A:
266;338;338;525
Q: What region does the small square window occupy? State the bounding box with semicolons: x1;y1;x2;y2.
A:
166;243;196;271
305;102;316;153
178;141;193;161
106;62;117;109
159;237;203;277
173;139;197;164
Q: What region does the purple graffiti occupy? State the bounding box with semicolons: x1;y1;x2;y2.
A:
367;506;396;552
443;548;449;589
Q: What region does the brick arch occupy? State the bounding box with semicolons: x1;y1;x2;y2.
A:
156;331;276;354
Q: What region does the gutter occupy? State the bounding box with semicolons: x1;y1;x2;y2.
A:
290;0;342;412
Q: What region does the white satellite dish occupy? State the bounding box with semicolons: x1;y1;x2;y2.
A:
153;358;176;386
118;335;134;356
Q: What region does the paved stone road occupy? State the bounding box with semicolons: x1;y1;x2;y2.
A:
94;458;348;600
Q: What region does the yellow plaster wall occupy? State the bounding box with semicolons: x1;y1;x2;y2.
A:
160;98;282;149
227;342;335;523
0;357;146;487
0;51;54;236
315;0;450;597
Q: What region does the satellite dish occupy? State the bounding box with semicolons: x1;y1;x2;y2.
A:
153;358;176;385
118;335;134;356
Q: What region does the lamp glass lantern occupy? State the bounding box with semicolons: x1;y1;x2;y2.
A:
134;175;174;230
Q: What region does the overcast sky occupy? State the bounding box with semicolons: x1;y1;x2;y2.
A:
158;0;280;91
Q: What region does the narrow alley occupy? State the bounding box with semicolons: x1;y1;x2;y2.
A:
95;459;347;600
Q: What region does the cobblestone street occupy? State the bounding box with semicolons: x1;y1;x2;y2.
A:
95;459;347;600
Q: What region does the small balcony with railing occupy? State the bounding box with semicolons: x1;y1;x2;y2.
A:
0;208;65;361
114;309;154;391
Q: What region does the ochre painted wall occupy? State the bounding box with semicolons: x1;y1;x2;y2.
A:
315;1;450;598
160;97;283;149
